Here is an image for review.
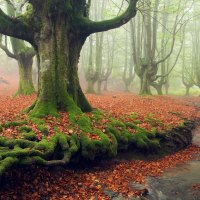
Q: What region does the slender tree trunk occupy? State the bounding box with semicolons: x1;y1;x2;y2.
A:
125;83;129;92
85;36;97;94
140;68;152;95
16;55;35;95
103;80;108;91
154;84;163;95
185;86;190;96
86;80;96;94
97;81;102;95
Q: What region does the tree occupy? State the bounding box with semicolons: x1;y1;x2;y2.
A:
130;0;186;95
0;3;35;95
123;24;135;92
0;0;138;117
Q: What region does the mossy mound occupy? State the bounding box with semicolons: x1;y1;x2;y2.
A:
0;110;195;177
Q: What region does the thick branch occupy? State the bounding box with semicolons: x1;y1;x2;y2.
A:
0;8;33;43
79;0;138;34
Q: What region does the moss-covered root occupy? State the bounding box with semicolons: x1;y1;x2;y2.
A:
0;133;80;176
0;157;19;176
29;94;83;118
80;131;117;160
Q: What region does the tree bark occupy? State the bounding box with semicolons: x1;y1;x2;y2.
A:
185;86;190;96
86;80;96;94
140;68;152;95
31;19;92;117
16;55;35;95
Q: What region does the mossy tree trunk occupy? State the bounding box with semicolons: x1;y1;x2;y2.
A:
0;4;36;96
0;0;138;116
31;19;92;117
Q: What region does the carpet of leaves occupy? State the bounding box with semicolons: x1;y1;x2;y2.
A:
1;93;200;140
0;93;200;199
0;145;199;200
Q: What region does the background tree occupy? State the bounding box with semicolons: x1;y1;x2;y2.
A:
123;24;135;92
130;0;188;95
0;1;35;95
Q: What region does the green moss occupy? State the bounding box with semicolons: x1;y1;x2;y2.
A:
53;126;60;132
144;116;164;127
133;119;141;124
76;115;91;132
151;127;157;136
18;126;32;133
0;157;18;175
29;117;45;125
179;122;185;128
80;130;117;160
0;125;3;133
30;101;59;118
129;112;138;119
3;121;27;128
91;109;104;121
38;125;49;136
18;156;47;165
131;131;160;150
21;131;38;141
33;138;56;158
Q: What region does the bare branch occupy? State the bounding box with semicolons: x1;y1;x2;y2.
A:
0;34;17;59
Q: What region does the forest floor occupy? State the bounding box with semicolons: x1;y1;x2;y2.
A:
0;92;200;199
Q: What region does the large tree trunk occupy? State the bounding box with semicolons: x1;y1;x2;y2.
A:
16;55;35;96
30;20;92;117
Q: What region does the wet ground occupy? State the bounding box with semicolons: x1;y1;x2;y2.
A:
145;128;200;200
106;127;200;200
